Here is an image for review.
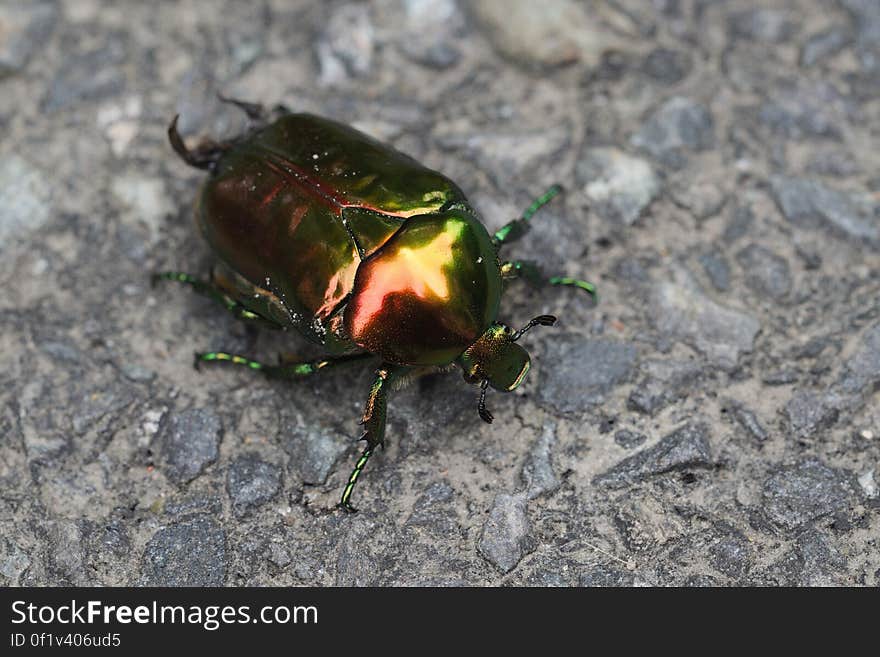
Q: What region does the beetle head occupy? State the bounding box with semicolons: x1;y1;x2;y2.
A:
458;315;556;392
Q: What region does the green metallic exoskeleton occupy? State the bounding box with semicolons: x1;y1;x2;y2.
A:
156;98;596;511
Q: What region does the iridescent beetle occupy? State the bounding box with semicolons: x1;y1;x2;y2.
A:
155;99;595;511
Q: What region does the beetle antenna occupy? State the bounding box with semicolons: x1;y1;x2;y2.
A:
511;314;556;341
477;380;494;424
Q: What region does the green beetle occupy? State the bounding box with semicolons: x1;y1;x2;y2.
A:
155;98;595;511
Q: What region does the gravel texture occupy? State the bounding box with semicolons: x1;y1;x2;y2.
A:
1;0;878;587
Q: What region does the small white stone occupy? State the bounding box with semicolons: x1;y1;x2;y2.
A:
111;174;172;240
141;408;166;438
861;430;874;440
0;155;52;244
107;121;138;156
98;97;142;156
31;258;49;275
857;470;877;498
581;148;660;226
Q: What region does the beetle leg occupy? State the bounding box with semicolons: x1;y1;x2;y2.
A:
217;94;291;124
194;351;372;378
167;115;229;171
492;184;564;248
339;364;404;512
477;380;494;424
501;260;598;301
547;275;598;298
217;94;266;121
151;270;284;328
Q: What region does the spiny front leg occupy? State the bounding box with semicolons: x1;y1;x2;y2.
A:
477;380;494;424
339;364;404;513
